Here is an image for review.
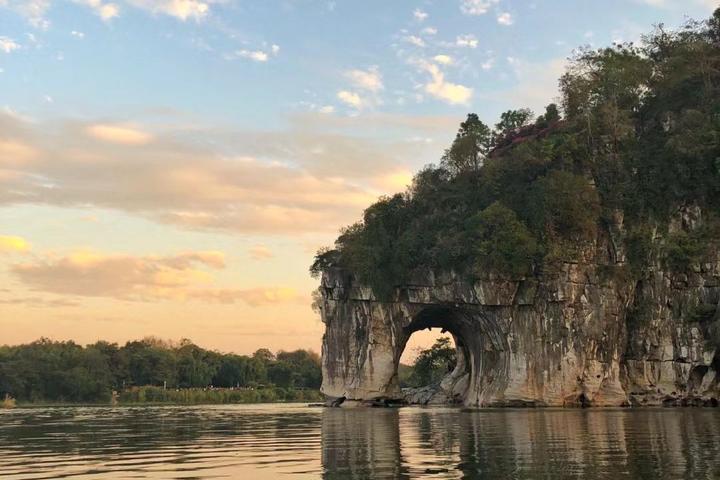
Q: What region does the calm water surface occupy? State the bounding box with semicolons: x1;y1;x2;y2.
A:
2;404;720;479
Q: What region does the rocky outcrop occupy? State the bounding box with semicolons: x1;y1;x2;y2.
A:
318;210;720;407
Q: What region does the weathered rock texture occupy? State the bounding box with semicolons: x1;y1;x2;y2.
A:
319;210;720;407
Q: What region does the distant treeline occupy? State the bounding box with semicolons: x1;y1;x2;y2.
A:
0;337;321;404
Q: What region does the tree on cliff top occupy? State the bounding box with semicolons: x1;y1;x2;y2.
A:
312;9;720;295
441;113;493;174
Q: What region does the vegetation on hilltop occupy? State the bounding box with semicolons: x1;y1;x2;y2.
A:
312;9;720;297
0;337;321;404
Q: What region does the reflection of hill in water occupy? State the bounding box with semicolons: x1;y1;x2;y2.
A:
322;408;720;479
2;405;720;478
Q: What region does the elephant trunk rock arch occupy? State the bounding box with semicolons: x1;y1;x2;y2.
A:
318;262;720;407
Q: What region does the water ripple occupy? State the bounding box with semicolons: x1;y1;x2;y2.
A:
2;405;720;478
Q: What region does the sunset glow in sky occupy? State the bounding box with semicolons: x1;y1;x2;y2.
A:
0;0;716;356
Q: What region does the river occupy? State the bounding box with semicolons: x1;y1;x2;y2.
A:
2;404;720;479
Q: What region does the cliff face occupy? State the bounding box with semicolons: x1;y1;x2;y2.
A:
318;212;720;407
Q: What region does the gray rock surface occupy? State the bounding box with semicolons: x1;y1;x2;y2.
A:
318;209;720;407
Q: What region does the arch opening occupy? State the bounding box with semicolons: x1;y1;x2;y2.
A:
395;307;475;405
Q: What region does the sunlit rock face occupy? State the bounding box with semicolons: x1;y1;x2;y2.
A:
318;211;720;407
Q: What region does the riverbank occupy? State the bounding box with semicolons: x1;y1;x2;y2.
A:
2;386;323;408
118;386;323;404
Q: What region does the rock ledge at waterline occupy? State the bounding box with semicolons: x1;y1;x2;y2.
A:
317;211;720;407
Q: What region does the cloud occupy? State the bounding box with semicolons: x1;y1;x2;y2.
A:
634;0;718;9
0;235;30;253
455;34;478;48
228;45;280;62
0;37;20;53
187;287;302;306
0;139;39;165
1;0;214;24
0;112;437;235
0;296;79;307
460;0;499;15
86;124;153;145
126;0;209;20
404;35;426;47
10;249;302;306
413;8;428;21
497;12;513;25
0;0;51;28
418;60;473;105
337;90;365;109
11;250;219;297
96;2;119;20
345;66;383;92
249;244;273;260
237;49;268;62
433;54;453;65
76;0;120;20
421;26;437;36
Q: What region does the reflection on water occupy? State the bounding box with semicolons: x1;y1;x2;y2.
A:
2;404;720;479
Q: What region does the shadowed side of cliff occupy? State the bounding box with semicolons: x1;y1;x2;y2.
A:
313;9;720;407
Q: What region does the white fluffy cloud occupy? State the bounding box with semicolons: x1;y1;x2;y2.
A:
1;0;215;24
404;35;426;47
497;12;513;25
76;0;119;20
0;0;51;28
460;0;499;15
413;8;428;21
336;90;365;109
0;37;20;53
418;60;473;105
345;66;383;92
237;49;268;62
126;0;209;20
229;45;280;62
455;34;478;48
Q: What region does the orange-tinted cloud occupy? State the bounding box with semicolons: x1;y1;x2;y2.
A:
86;124;153;145
186;287;304;306
248;244;273;260
12;250;221;299
10;250;301;307
0;235;30;253
0;111;452;235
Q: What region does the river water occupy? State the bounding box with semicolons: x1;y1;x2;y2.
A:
2;404;720;479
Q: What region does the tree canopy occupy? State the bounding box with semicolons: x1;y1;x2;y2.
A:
312;9;720;296
0;338;321;403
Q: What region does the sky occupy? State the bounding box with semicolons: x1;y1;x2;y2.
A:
0;0;717;358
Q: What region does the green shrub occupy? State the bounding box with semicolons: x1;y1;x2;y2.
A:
468;202;538;278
